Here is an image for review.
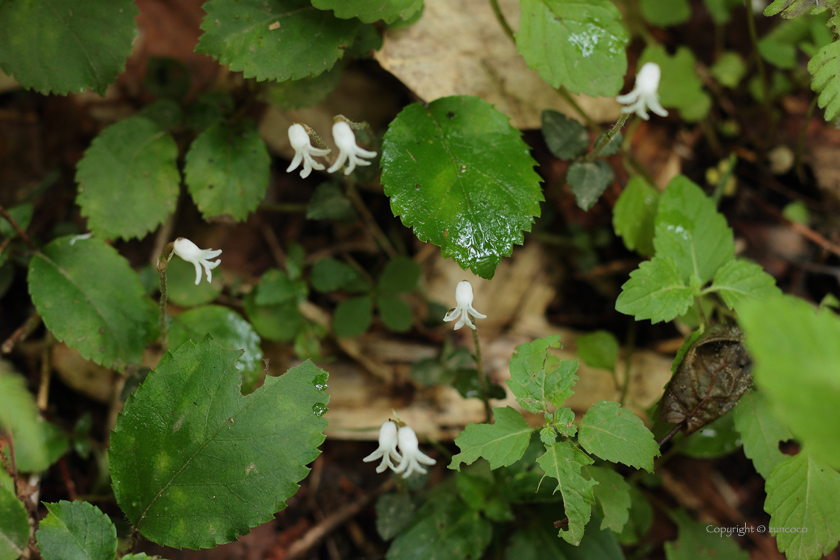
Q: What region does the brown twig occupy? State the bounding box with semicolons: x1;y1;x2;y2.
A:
0;204;37;250
2;312;42;354
57;457;77;501
345;183;398;259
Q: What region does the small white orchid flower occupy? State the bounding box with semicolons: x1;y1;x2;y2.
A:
287;124;331;179
392;426;436;479
172;237;222;285
443;280;486;330
616;62;668;121
363;421;402;473
327;121;377;175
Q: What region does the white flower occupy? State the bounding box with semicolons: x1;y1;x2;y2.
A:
363;421;402;473
172;237;222;285
287;124;331;179
616;62;668;121
327;121;377;175
392;426;436;479
443;280;486;330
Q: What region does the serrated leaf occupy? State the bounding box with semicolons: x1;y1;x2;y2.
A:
333;295;373;338
541;110;589;160
378;256;421;294
507;336;579;414
555;407;577;437
664;509;748;560
709;259;781;311
377;295;413;332
0;480;29;560
640;0;691;26
110;336;329;549
585;465;631;532
306;183;356;221
809;40;840;123
169;305;264;395
450;407;533;471
381;96;543;280
765;0;825;17
654;175;734;285
733;391;793;478
0;0;137;95
376;493;416;540
536;441;596;545
311;0;423;24
739;296;840;469
639;46;711;122
76;117;180;240
166;256;224;307
576;330;619;372
35;501;117;560
578;401;659;472
567;160;615;211
256;269;308;306
185;120;270;221
28;237;155;368
765;451;840;560
516;0;628;97
196;0;359;82
613;176;659;257
386;493;492;560
243;291;303;342
615;256;694;323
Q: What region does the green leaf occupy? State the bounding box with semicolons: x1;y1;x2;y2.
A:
450;407;534;471
138;99;183;130
654;175;734;285
594;131;623;157
677;412;742;459
578;401;659;471
28;236;155;368
35;501;117;560
586;465;631;532
196;0;359;82
306;183;356;222
381;95;543;280
386;493;492;560
664;509;748;560
739;296;840;469
709;259;781;311
536;441;597;545
378;256;421;294
166;256;224;307
333;295;373;338
541;110;589;160
640;0;691;26
703;0;743;24
765;451;840;560
809;40;840;123
256;269;308;306
0;203;33;239
286;243;306;281
311;0;423;24
733;390;793;478
185;120;270;222
144;57;191;101
376;493;416;540
505;525;571;560
567;160;614;211
310;258;362;292
710;51;747;88
110;336;329;549
616;486;653;545
264;65;344;110
613;176;659;257
76;117;180;240
783;200;810;224
765;0;827;17
0;480;29;560
377;295;413;332
516;0;629;97
615;256;694;323
639;45;711;122
185;92;235;131
507;336;579;414
169;305;264;395
0;0;137;95
576;330;619;372
243;291;303;342
456;462;513;521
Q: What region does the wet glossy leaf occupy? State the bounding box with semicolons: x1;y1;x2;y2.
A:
664;509;748;560
579;401;660;471
28;237;155;369
733;390;793;478
376;493;416;540
640;0;691;26
615;256;694;323
613;176;659;257
640;46;711;122
243;291;303;342
0;483;28;560
507;335;579;414
378;256;421;294
185;120;270;222
255;269;308;306
110;336;329;549
377;295;413;332
660;324;752;435
381;96;542;279
333;295;373;338
0;0;137;95
576;330;619;372
585;465;631;532
536;441;597;545
306;183;356;222
541;110;589;160
197;0;359;82
567;160;614;211
166;256;224;307
36;501;117;560
517;0;628;97
450;407;534;471
76;117;179;240
311;0;423;23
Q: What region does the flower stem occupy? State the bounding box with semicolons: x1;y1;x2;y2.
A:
346;182;398;258
157;242;175;352
557;86;599;131
587;113;631;161
489;0;515;43
744;0;770;116
472;327;493;423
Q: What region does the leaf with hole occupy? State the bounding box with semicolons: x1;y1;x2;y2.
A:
733;390;793;478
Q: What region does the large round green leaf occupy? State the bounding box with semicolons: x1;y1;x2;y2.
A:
381;96;543;279
76;117;180;240
185;120;270;222
110;336;329;549
28;237;156;369
35;501;117;560
0;0;137;95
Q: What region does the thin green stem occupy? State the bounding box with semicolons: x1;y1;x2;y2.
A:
587;113;631;161
712;153;738;207
489;0;515;42
346;183;398;258
557;86;599;130
695;296;709;330
472;327;493;423
157;242;175;352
